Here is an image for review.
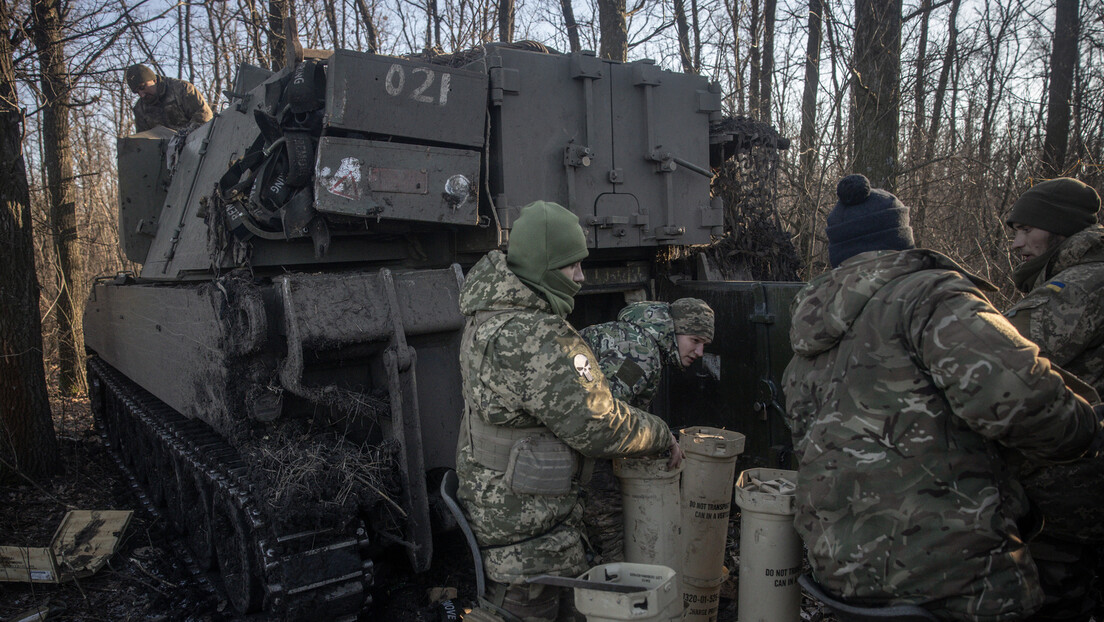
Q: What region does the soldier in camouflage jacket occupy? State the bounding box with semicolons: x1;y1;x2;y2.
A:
580;298;714;409
1005;178;1104;397
784;175;1099;621
577;298;712;564
1003;178;1104;621
457;201;679;621
125;64;213;133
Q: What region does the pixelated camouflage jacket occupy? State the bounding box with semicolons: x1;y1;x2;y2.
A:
133;76;213;133
579;302;680;408
1005;226;1104;396
783;248;1097;621
456;251;672;583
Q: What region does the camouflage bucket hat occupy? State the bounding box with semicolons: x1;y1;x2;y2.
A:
670;298;714;341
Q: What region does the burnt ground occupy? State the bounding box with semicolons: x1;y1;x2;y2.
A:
0;397;834;622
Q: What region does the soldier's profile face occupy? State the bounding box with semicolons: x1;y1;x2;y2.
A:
676;334;708;367
133;80;158;101
558;262;584;284
1010;224;1058;262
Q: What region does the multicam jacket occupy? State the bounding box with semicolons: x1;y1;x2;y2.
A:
456;251;672;583
133;76;213;133
1005;226;1104;396
782;248;1097;621
579;302;681;408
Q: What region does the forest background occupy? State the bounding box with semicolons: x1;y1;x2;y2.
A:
1;0;1102;478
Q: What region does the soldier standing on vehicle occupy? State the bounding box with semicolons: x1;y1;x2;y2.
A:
783;174;1100;621
1003;177;1104;622
456;200;683;622
578;297;713;562
125;64;213;133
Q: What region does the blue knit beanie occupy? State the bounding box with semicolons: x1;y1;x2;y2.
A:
826;174;915;268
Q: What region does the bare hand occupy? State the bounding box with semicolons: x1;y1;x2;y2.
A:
667;432;684;470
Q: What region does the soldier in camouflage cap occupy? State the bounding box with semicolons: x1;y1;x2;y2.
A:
125;63;212;133
456;201;682;621
1003;177;1104;622
783;174;1100;620
577;297;713;562
581;297;714;409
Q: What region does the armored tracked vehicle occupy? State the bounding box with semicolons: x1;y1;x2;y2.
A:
85;38;796;619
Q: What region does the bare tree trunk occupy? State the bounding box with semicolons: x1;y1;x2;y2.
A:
851;0;902;191
760;0;776;121
724;0;744;114
749;0;761;117
353;0;379;53
798;0;822;264
561;0;581;53
598;0;627;61
914;0;959;243
675;0;694;73
498;0;513;42
1042;0;1080;176
33;0;85;396
185;0;195;81
1;0;59;482
269;0;287;69
427;0;439;51
324;0;339;49
690;0;701;70
908;0;930;169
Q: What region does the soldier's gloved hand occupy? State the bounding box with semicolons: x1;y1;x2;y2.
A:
666;432;684;470
1090;407;1104;458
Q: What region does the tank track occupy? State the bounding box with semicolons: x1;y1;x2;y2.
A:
88;356;373;619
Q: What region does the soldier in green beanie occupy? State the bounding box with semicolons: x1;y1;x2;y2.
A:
1004;178;1104;622
124;63;212;133
456;201;682;621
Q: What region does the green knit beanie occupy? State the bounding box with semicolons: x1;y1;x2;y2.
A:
507;201;589;317
1006;177;1100;237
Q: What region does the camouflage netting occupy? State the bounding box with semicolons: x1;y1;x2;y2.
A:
703;116;801;282
240;423;402;532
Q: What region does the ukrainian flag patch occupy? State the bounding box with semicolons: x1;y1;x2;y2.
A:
1046;281;1066;293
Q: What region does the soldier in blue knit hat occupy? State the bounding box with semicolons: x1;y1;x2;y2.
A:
782;174;1100;620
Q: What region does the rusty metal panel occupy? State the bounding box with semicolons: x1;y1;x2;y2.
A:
313;137;480;225
325;50;488;149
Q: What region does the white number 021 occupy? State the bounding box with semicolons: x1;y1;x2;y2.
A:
384;64;451;106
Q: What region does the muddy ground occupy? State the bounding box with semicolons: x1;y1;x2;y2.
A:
0;397;834;621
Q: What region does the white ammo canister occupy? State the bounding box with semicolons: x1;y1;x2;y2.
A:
574;562;684;622
679;426;746;622
614;456;684;578
732;468;801;622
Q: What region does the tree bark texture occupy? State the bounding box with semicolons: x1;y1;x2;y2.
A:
598;0;627;61
1043;0;1080;176
33;0;86;396
749;0;761;118
269;0;287;69
560;0;581;53
1;0;59;481
675;0;695;73
798;0;822;264
498;0;514;42
760;0;776;121
353;0;379;53
851;0;902;191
